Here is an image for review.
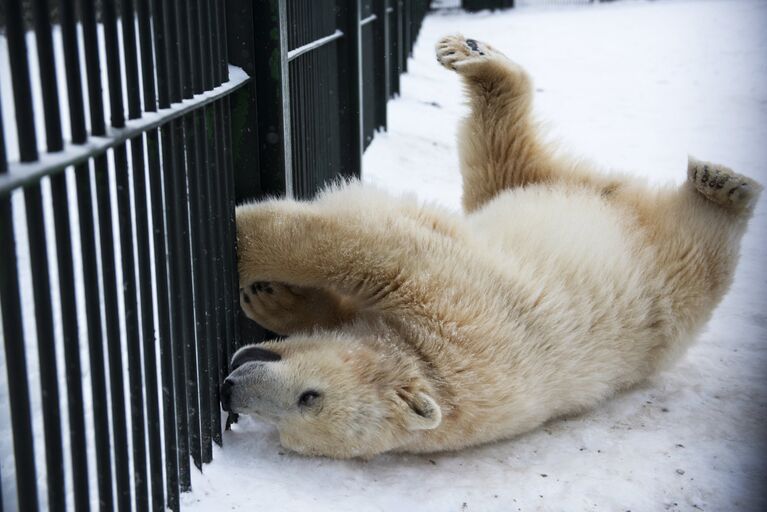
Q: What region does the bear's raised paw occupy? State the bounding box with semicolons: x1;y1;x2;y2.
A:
435;34;502;72
688;157;762;213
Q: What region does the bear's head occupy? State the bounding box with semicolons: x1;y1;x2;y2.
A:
221;334;442;458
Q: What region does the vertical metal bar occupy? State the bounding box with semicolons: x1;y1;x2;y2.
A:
189;0;214;461
292;0;301;197
118;2;153;509
402;0;410;71
222;94;241;365
302;1;311;195
74;161;114;512
188;0;203;95
60;0;86;142
251;0;293;197
199;0;214;92
32;0;64;152
393;0;403;94
149;125;180;511
131;133;165;512
407;0;413;56
101;2;138;509
102;0;126;128
311;1;319;191
176;0;194;99
225;0;261;199
151;0;182;506
6;0;38;161
49;172;90;512
326;1;341;185
222;101;236;375
93;151;133;512
135;0;165;508
290;21;302;197
336;0;363;179
210;0;223;86
317;6;329;188
166;118;193;490
176;0;204;474
185;110;212;465
58;4;92;509
152;0;170;109
312;1;322;193
307;2;316;194
80;0;107;136
218;0;230;81
373;0;390;130
137;0;158;111
23;184;66;512
162;0;193;491
115;142;149;511
0;91;39;512
75;9;116;512
301;3;309;194
165;0;183;103
197;107;219;450
210;101;227;442
9;115;66;512
121;0;143;119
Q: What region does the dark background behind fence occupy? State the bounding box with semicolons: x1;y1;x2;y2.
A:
0;0;430;511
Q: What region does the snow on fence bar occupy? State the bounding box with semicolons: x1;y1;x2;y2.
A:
1;0;430;511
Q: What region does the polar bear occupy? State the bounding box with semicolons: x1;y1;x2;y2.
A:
222;35;761;459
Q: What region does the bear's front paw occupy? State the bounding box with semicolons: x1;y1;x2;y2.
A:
240;281;348;336
436;34;499;72
240;281;302;334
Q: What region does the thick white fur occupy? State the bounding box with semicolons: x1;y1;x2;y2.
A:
227;35;762;459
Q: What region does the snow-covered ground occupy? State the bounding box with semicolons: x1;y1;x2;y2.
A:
183;1;767;511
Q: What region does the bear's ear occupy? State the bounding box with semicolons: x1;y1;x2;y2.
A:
394;388;442;431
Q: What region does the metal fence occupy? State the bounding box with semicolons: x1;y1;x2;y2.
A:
0;0;430;511
229;0;429;344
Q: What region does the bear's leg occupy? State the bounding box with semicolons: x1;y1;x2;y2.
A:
236;199;464;320
628;159;761;369
239;281;357;335
436;35;560;212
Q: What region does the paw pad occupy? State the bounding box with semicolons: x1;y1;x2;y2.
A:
465;39;485;55
688;158;762;212
435;35;492;71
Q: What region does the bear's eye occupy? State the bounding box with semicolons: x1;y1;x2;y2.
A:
298;390;321;408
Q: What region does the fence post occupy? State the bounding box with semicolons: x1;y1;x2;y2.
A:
336;0;363;179
373;0;390;131
225;0;280;346
463;0;515;11
227;0;292;200
402;0;411;71
391;0;403;96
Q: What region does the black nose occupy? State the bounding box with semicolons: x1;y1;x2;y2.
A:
220;378;234;412
230;346;281;372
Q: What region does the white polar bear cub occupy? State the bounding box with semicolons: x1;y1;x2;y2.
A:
225;35;761;459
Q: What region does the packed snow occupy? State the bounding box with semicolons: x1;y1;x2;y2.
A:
183;1;767;511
